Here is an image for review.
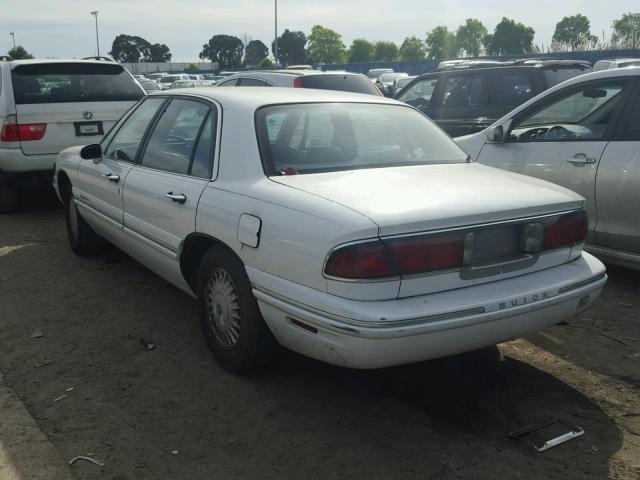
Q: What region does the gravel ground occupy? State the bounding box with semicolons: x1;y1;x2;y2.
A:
0;191;638;480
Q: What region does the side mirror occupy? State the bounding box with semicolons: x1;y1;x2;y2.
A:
487;125;504;143
80;143;102;161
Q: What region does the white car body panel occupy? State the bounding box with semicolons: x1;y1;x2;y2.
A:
54;88;607;369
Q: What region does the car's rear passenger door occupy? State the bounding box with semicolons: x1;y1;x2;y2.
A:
122;96;217;292
594;78;640;256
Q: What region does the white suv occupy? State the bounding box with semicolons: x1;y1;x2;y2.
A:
0;59;144;212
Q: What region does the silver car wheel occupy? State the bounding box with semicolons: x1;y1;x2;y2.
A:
206;267;241;349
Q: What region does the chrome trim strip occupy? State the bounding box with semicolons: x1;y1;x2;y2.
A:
253;285;485;328
558;273;607;294
124;226;178;258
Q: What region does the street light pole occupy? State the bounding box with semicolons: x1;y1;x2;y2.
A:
274;0;278;66
9;32;15;50
91;11;100;57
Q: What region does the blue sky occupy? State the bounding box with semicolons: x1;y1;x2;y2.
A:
1;0;637;61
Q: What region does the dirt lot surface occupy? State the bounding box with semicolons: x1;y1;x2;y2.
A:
0;193;639;480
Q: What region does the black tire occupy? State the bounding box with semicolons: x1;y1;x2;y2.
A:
64;192;108;256
197;246;279;373
0;184;18;214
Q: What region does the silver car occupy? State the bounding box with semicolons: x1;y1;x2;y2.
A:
215;70;381;96
457;68;640;270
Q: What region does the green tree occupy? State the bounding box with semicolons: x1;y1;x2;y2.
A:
425;26;457;60
612;12;640;48
553;14;596;50
399;36;426;61
258;57;274;68
272;29;307;66
455;18;487;57
373;41;399;61
244;40;269;66
484;17;535;55
109;34;150;63
187;64;198;72
199;35;244;68
306;25;346;64
7;46;34;59
146;43;171;62
348;38;374;63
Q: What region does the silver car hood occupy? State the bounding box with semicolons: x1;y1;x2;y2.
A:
271;163;584;236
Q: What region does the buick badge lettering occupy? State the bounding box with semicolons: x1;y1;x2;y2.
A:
83;111;93;120
498;292;551;310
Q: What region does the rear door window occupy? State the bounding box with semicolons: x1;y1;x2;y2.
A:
489;71;534;106
11;63;144;104
298;75;379;95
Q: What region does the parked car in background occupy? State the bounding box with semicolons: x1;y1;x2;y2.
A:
0;59;144;212
391;75;416;96
395;60;592;137
148;73;168;81
170;79;205;89
456;68;640;270
202;74;225;83
188;74;204;81
53;88;605;373
159;74;190;89
286;65;313;70
593;58;640;71
367;68;393;79
132;74;148;82
377;72;409;96
216;70;381;96
140;80;162;93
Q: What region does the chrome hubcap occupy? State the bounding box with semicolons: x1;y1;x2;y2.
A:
206;268;241;349
68;200;79;240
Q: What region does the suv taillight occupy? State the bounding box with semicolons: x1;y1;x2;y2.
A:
293;77;303;88
1;114;47;142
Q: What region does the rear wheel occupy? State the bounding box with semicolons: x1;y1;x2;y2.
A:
196;246;278;373
0;184;18;214
65;192;108;256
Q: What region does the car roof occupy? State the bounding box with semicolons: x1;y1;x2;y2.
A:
223;69;365;80
596;57;640;63
149;86;398;110
7;58;121;69
435;59;591;72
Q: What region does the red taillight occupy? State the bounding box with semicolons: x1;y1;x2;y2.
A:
293;77;303;88
543;210;588;250
386;233;465;274
1;115;46;142
324;240;396;279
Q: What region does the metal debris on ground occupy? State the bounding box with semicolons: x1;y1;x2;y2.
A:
30;328;44;338
65;387;75;392
171;450;179;455
68;455;105;467
139;339;156;350
53;394;67;402
508;419;585;452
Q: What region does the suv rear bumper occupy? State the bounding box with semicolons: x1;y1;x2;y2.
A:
0;148;57;173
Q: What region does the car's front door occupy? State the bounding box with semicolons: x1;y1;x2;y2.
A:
122;97;217;292
75;97;166;245
594;80;640;257
476;77;633;243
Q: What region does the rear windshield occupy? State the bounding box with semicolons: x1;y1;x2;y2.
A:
299;74;380;96
543;67;591;87
256;103;467;175
11;63;143;104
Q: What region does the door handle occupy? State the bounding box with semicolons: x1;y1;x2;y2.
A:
566;153;597;165
104;173;120;183
164;192;187;204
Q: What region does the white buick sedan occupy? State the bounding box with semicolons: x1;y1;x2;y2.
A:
53;88;606;373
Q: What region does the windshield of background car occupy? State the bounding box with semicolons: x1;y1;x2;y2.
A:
11;63;143;104
396;77;438;105
543;67;591;86
380;73;407;83
256;103;468;175
298;75;380;95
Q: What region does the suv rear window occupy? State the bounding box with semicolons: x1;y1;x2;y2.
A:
11;63;143;104
298;74;380;96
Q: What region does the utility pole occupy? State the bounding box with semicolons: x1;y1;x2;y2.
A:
274;0;278;66
91;11;100;57
9;32;15;50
